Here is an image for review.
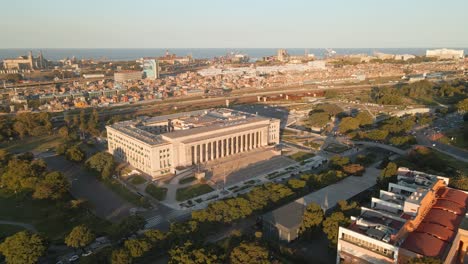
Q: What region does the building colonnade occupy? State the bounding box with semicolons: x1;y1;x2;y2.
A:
190;130;264;164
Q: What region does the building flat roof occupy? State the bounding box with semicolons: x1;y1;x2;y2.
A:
263;201;304;230
109;108;274;145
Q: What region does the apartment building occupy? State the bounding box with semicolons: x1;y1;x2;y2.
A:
106;108;280;178
337;168;468;264
114;70;142;83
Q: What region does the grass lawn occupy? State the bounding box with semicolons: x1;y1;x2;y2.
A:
0;190;109;242
145;184;167;201
324;143;350;154
0;134;63;153
288;151;315;162
129;175;146;185
179;176;196;184
176;184;214;202
433;150;468;176
441;129;468;150
396;149;468;177
103;179;151;208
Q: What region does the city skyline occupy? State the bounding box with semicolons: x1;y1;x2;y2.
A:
2;0;468;49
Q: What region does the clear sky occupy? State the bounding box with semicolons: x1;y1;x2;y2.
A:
1;0;467;48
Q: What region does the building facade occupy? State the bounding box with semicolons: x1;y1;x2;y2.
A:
142;59;159;80
426;49;464;60
2;51;48;70
114;70;142;83
337;167;468;264
106;108;280;178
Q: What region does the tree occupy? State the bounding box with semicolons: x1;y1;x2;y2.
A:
58;126;69;139
229;242;269;264
300;202;324;233
144;229;166;244
337;200;359;216
79;110;87;133
87;109;100;136
355;111;373;126
365;129;389;141
65;225;95;251
338;117;360;133
111;249;133;264
450;175;468;191
287;179;306;190
322;212;350;245
0;149;11;167
65;145;85;162
0;231;46;264
33;171;69;200
124;239;151;258
169;241;220;264
378;162;398;189
85;152;115;179
330;155;350;169
307;112;330;128
13;121;27;139
407;256;442;264
0;159;38;192
64;112;71;126
456;98;468;112
342;164;365;176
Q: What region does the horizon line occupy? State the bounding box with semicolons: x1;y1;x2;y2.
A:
1;47;468;50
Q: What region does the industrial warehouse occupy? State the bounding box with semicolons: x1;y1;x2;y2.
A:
106;108;281;178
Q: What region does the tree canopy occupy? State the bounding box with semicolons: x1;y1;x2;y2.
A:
65;225;95;250
322;212;351;245
169;241;220;264
0;231;46;264
85;151;115;179
229;242;269;264
300;202;324;233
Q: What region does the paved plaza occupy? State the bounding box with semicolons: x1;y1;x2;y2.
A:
205;148;295;186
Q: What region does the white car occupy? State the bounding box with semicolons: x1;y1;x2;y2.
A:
68;255;79;262
82;250;93;257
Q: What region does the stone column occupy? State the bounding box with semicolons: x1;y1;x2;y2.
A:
211;141;215;160
251;133;254;149
221;139;225;157
218;140;222;158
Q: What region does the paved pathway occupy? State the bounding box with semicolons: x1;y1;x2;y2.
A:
298;162;381;211
45;155;134;222
351;141;407;155
0;220;37;232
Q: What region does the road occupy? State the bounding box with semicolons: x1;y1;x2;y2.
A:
0;220;37;232
352;140;407;156
45;155;134;222
415;131;468;163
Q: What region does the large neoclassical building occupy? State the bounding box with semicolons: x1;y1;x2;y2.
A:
106;108;280;178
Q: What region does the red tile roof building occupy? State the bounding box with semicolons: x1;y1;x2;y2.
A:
337;168;468;264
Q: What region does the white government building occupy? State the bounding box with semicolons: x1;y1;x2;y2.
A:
106;108;281;178
426;48;464;60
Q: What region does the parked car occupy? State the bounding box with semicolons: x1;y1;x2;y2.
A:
68;255;79;262
82;250;93;257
